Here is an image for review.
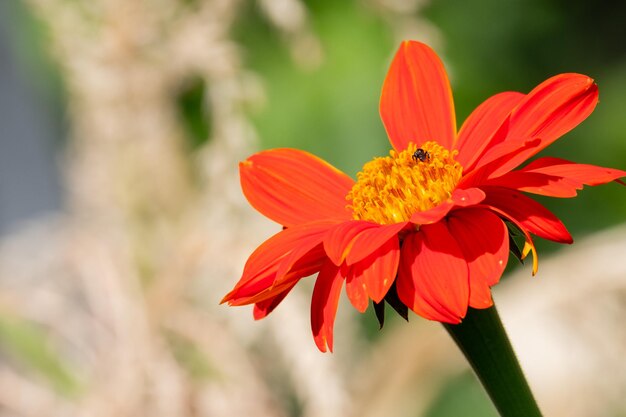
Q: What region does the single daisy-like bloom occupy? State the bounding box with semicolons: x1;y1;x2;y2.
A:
222;41;625;352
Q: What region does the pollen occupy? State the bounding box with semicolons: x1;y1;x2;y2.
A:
346;142;462;224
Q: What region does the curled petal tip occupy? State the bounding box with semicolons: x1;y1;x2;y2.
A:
522;241;539;275
219;293;233;305
314;335;331;353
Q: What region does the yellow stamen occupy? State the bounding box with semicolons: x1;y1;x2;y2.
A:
347;142;462;225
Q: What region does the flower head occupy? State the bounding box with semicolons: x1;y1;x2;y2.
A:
222;41;625;352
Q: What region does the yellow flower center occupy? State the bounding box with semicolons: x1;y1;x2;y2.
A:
346;142;462;225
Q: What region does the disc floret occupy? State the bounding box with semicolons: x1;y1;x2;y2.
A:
347;142;462;224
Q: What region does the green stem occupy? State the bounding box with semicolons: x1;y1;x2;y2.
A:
443;305;543;417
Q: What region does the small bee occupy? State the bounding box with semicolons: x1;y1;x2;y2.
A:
412;148;430;163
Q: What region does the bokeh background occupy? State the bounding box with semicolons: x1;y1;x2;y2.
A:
0;0;625;416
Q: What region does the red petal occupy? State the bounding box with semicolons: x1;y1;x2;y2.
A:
521;157;626;187
477;74;599;177
345;266;368;313
490;159;626;197
483;203;539;275
345;222;407;265
458;138;542;188
450;187;487;207
521;156;571;170
253;282;297;319
410;201;454;224
350;236;400;303
311;261;345;352
234;222;331;289
380;41;456;151
465;272;492;309
448;209;509;309
323;221;378;265
455;92;525;171
227;247;325;306
223;222;332;304
240;148;354;227
396;223;469;323
483;186;573;244
483;171;581;198
410;188;486;224
275;231;335;285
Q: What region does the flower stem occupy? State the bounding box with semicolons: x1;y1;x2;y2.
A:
443;305;543;417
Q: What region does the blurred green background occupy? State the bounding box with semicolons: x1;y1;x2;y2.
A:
1;0;625;416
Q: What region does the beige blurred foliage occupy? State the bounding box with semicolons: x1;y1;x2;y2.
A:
0;1;624;417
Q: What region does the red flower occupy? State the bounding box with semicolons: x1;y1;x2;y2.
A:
222;41;625;352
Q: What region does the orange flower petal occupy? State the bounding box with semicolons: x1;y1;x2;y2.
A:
465;273;492;309
380;41;456;151
483;186;573;244
396;223;469;323
450;187;487;207
240;148;354;227
448;209;509;309
253;282;297;320
311;261;346;352
227;249;325;306
233;221;331;289
274;241;325;287
345;267;369;313
350;237;400;303
483;171;581;198
521;157;626;187
410;201;454;225
477;74;599;177
488;158;626;197
223;222;332;304
324;221;378;265
455;92;525;171
484;204;539;275
345;222;407;265
410;188;486;224
459;138;542;188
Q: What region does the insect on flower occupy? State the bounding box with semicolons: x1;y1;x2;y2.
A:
222;40;626;352
412;148;431;162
